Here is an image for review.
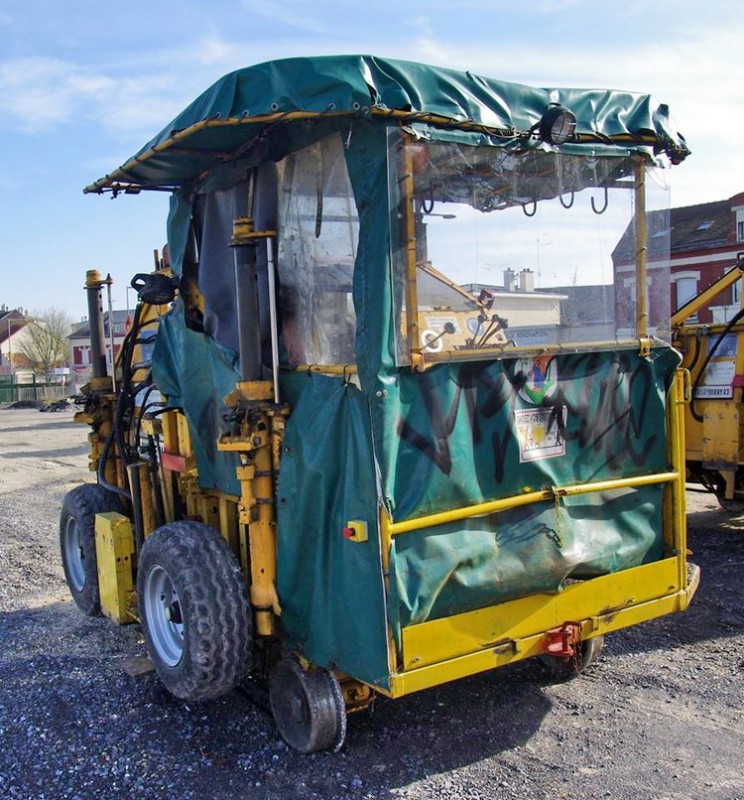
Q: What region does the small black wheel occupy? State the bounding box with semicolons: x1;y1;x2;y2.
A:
60;483;123;616
137;521;251;701
269;656;347;753
539;635;605;680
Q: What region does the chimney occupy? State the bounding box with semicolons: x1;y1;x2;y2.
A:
519;268;535;293
503;268;516;292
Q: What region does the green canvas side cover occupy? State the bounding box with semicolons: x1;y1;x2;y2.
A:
382;346;681;630
151;301;241;496
275;374;390;688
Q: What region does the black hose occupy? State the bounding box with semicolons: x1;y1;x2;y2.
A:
689;307;744;422
96;424;132;501
96;302;147;495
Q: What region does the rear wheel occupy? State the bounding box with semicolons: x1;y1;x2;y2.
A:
60;483;123;615
269;656;346;753
539;635;605;680
137;521;251;701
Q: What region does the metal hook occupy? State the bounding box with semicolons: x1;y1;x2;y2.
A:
522;199;537;217
591;186;608;215
556;160;573;209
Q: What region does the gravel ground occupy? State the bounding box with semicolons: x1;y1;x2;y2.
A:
0;407;743;800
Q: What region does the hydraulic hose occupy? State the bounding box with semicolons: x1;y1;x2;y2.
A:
689;307;744;423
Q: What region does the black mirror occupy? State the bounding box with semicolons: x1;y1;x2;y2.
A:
130;273;177;305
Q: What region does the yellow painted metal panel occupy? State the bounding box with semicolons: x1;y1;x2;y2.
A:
386;561;698;698
702;402;740;464
400;558;680;671
388;588;692;698
94;512;136;624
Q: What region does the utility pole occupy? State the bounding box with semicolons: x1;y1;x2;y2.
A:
6;315;12;376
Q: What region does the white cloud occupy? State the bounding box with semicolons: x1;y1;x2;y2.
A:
407;16;450;63
0;55;188;138
194;32;247;67
0;57;113;130
241;0;329;34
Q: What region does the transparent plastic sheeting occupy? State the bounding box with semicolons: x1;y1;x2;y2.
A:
388;135;672;365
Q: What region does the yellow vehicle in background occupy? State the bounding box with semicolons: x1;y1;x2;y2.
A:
672;252;744;509
61;55;699;753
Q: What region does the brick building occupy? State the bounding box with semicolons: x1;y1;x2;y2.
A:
613;191;744;328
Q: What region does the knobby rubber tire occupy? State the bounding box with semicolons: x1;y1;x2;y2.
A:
137;521;251;702
59;483;123;616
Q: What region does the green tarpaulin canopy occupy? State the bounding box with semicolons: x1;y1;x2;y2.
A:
85;54;689;194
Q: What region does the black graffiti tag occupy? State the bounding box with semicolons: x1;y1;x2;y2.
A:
397;354;661;482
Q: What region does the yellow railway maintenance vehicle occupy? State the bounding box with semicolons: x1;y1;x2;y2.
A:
61;55;699;753
672;252;744;509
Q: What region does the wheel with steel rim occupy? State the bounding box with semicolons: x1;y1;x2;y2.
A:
539;635;605;680
269;656;347;753
137;521;251;701
60;483;123;615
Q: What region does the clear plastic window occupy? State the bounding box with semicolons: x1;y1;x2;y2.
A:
276;133;359;366
388;132;671;365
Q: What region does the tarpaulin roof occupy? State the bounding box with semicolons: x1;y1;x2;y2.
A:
84;54;689;195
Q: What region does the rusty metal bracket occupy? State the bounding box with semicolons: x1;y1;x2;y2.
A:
542;621;581;659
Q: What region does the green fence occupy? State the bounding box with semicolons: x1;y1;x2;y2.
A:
0;375;69;404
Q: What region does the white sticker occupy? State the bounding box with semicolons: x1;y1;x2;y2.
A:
693;386;734;399
514;406;567;463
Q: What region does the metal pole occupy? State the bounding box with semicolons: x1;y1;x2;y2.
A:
233;245;263;382
266;238;281;403
7;315;12;374
634;160;648;338
85;270;108;378
105;274;117;392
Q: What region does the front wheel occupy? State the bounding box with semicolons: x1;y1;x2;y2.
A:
60;483;123;615
137;521;251;701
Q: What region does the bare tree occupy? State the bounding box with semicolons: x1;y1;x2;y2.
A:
16;308;73;374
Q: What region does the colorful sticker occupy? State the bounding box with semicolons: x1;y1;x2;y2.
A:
516;355;557;405
514;406;567;463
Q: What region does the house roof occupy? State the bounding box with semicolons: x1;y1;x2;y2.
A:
0;309;28;345
68;309;131;341
547;284;615;325
612;192;741;263
667;198;733;254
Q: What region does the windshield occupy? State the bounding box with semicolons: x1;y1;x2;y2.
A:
388;131;671;365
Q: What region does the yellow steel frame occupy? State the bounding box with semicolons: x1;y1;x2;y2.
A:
386;471;677;537
376;368;694;698
85;108;668;195
387;557;697;697
401;138;423;370
634;160;648;339
671;262;744;328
